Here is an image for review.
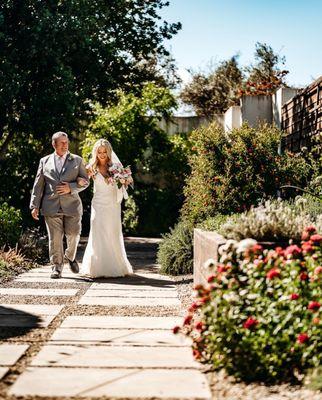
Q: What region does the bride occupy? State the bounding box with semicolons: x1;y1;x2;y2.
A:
80;139;133;278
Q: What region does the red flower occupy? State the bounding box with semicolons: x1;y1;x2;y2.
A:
252;244;263;253
297;333;309;344
266;268;281;279
243;317;259;329
183;315;193;325
314;266;322;275
193;349;201;359
207;274;216;283
306;226;317;234
290;293;299;300
275;247;285;256
188;302;200;312
195;321;204;331
194;284;204;291
284;245;302;257
217;265;226;273
308;301;321;311
173;326;180;334
310;234;322;243
299;272;309;281
302;241;314;253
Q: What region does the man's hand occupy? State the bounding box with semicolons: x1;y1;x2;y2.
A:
56;182;71;195
31;208;39;220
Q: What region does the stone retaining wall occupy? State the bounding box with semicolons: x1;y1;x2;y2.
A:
193;229;226;286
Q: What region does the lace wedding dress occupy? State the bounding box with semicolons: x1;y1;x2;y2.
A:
80;172;133;278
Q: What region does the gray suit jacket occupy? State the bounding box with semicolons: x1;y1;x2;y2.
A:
30;152;89;216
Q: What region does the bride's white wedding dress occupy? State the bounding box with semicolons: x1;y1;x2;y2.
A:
80;172;133;278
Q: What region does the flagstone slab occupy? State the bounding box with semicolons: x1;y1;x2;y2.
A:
89;283;176;290
0;367;9;380
78;296;181;307
31;345;198;368
50;328;190;346
83;289;178;298
0;288;78;296
9;367;211;398
14;276;89;283
0;304;63;315
0;315;55;328
60;316;181;330
0;344;29;366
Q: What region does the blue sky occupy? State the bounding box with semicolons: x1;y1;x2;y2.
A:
160;0;322;88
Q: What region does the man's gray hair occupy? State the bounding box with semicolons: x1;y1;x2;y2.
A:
52;131;69;145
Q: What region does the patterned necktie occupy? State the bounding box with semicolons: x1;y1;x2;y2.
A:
57;156;63;173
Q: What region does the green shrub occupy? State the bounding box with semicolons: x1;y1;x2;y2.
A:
158;220;194;275
178;228;322;382
157;214;232;276
219;198;322;242
181;122;318;224
0;203;22;247
18;227;48;263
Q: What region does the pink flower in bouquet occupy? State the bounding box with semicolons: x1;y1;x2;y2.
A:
107;163;134;189
290;293;299;300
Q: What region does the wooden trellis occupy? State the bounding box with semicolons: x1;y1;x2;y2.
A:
281;76;322;152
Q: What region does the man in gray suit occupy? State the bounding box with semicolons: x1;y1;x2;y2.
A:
30;132;89;278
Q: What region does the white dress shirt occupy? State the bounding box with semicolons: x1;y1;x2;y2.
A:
54;152;68;174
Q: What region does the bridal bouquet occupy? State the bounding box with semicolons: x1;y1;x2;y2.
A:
106;163;134;189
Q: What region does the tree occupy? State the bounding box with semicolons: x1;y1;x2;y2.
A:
0;0;181;157
81;83;191;235
239;42;289;96
180;56;243;116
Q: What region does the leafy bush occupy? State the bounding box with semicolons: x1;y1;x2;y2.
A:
306;367;322;391
0;248;35;282
219;198;322;242
157;214;232;276
0;203;22;247
158;220;194;275
181;122;318;224
18;227;48;263
177;228;322;382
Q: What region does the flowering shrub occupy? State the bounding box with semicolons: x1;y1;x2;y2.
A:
176;227;322;382
181;122;318;224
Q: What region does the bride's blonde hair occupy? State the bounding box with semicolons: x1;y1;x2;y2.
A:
89;139;113;171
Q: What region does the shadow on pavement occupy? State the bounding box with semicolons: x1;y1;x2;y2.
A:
0;305;42;340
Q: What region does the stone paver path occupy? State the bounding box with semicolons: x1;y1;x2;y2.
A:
0;237;211;399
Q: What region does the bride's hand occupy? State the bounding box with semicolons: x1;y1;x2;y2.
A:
86;165;95;179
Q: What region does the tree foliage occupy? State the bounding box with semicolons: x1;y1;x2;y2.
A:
180;56;243;116
180;43;289;116
0;0;181;156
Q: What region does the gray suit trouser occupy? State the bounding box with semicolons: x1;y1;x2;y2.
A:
44;214;81;272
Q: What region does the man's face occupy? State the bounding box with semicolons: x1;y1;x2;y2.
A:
53;137;69;156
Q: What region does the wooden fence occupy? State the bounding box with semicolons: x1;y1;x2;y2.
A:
281;76;322;152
